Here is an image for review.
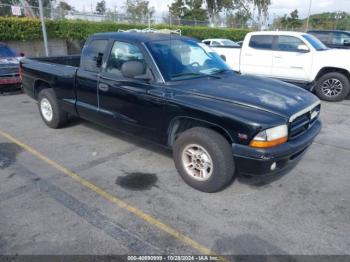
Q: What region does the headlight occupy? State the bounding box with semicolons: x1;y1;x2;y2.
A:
250;125;288;148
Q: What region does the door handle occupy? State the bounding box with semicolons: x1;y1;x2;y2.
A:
147;89;165;97
245;53;253;56
98;83;109;92
274;56;282;58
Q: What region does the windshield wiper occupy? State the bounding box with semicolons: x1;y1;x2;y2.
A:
171;72;220;79
209;69;231;75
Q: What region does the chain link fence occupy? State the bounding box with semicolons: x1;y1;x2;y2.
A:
0;2;256;29
1;3;349;31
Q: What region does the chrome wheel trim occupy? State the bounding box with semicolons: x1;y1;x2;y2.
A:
40;98;53;122
181;144;213;181
321;78;343;97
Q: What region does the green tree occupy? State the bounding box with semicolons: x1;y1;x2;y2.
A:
56;1;74;18
96;0;106;15
205;0;233;25
253;0;271;28
273;9;303;30
125;0;155;23
224;0;272;28
306;12;350;30
27;0;51;17
226;9;250;28
58;1;72;11
170;0;207;21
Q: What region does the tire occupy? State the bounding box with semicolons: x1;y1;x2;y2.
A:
173;127;235;193
315;72;350;102
37;88;68;129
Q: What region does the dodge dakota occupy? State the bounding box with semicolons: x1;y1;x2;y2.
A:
20;32;322;192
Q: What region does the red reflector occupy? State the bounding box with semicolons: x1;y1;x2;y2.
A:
19;64;22;81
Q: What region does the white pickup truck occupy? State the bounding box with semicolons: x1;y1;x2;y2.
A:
212;31;350;101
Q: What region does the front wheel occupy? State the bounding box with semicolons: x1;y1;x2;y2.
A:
173;127;235;192
315;72;350;102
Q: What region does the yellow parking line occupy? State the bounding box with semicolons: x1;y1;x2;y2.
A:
0;129;218;257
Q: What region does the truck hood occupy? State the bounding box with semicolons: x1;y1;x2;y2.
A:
0;57;20;66
315;49;350;67
176;73;320;119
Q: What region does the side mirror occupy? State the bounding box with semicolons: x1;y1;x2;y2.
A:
220;55;226;61
344;40;350;46
94;52;103;68
297;44;310;53
19;52;25;57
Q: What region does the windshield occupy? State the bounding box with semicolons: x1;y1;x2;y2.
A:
146;39;231;81
302;34;328;51
221;40;239;47
0;45;16;57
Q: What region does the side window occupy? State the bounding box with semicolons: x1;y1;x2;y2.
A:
81;39;108;72
212;41;221;46
106;41;146;76
277;36;305;52
249;35;274;50
203;41;210;45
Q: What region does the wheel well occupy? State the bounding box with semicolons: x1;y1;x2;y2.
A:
168;118;233;148
34;80;51;99
316;67;350;82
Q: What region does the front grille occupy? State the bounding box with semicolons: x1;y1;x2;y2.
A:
0;67;19;77
289;104;320;139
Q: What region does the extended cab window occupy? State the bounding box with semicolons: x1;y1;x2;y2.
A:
312;32;330;44
249;35;274;50
81;39;108;72
277;36;305;52
106;41;146;76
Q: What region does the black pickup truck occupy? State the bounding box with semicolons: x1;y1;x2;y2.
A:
20;32;322;192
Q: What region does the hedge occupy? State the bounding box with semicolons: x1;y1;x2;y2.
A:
0;17;249;42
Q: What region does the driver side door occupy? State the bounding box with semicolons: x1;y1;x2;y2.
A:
98;40;167;143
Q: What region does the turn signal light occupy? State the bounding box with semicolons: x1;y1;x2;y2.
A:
250;136;288;148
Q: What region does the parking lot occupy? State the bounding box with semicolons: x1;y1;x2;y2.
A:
0;93;349;255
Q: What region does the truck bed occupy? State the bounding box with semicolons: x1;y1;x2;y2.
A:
30;55;81;67
211;46;241;71
20;55;81;115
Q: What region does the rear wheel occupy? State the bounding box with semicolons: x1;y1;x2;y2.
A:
315;72;350;102
173;127;235;192
38;89;68;129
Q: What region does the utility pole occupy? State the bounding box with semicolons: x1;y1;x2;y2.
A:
168;6;172;27
305;0;312;31
38;0;49;56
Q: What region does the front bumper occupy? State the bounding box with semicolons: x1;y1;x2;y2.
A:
0;76;21;85
233;120;322;175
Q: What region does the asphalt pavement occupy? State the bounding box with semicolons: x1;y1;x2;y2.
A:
0;93;349;255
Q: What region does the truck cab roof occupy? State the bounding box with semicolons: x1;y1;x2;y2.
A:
89;32;193;43
247;31;308;37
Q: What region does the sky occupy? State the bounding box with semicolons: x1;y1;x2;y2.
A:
65;0;350;19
